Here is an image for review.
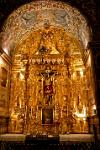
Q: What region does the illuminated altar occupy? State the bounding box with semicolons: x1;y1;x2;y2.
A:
0;0;97;135
7;27;95;134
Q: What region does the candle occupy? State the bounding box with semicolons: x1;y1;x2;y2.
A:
20;99;21;108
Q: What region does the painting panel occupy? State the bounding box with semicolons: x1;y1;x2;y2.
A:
42;108;53;125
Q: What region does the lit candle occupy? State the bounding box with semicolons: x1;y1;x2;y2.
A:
20;100;21;108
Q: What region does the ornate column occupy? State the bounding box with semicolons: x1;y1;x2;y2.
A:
22;55;30;133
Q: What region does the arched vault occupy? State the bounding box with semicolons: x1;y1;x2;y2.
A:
0;0;91;57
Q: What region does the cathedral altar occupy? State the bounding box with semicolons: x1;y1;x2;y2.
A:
8;27;95;134
0;0;97;136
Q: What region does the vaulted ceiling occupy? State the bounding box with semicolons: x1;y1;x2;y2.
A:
0;0;98;27
0;0;91;56
0;0;100;57
0;0;99;41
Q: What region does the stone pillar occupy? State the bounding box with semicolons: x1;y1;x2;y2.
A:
89;42;100;132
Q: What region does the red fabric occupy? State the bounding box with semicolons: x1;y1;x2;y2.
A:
43;80;53;94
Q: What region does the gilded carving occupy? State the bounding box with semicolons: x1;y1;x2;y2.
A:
3;0;95;134
1;0;91;54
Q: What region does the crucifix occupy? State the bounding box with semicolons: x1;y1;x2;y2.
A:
40;66;54;105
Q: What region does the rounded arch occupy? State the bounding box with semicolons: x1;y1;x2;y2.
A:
0;0;91;56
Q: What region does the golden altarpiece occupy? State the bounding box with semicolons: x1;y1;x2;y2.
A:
8;26;95;134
